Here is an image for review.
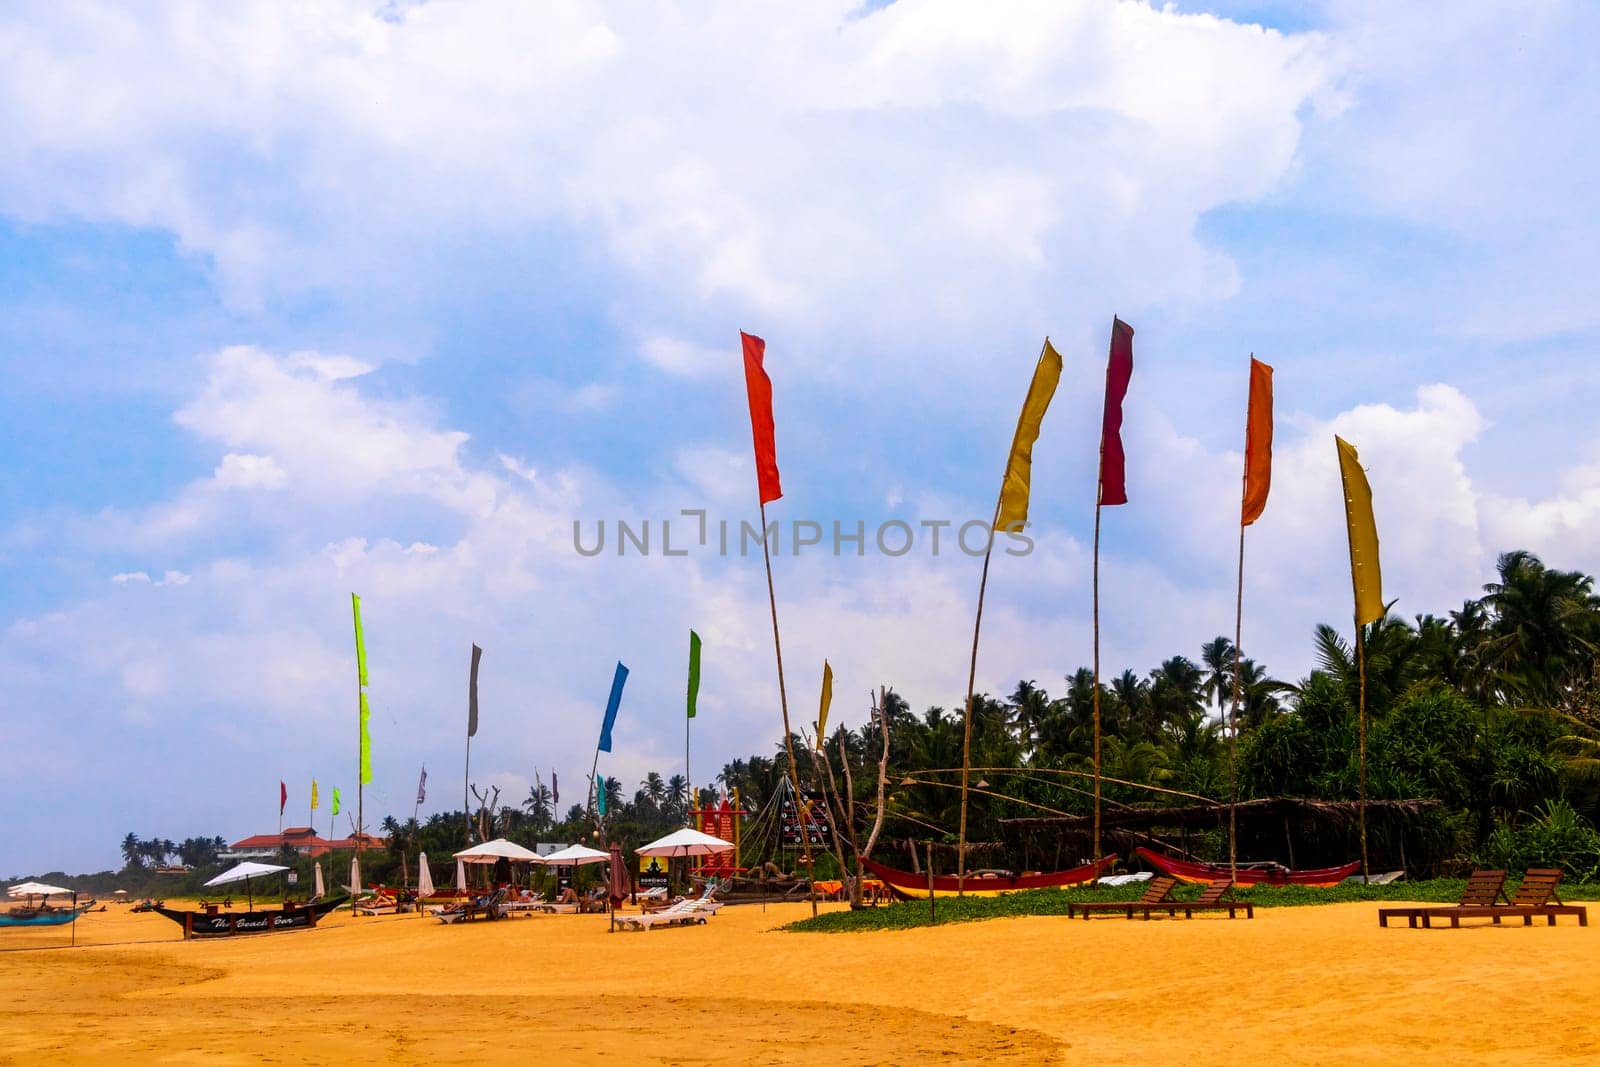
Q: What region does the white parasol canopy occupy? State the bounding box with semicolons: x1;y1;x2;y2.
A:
417;852;434;897
8;881;73;897
349;856;362;895
539;843;611;865
636;827;736;858
455;858;467;891
453;838;543;864
203;862;288;888
314;861;325;899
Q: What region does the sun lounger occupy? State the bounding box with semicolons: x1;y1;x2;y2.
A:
1068;876;1178;919
435;888;507;924
1379;870;1506;928
500;893;546;916
614;889;720;932
1179;879;1253;919
1393;869;1587;929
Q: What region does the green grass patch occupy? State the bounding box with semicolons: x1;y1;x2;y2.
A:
783;877;1600;933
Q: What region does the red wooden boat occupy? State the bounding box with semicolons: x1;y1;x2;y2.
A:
1135;847;1359;887
861;855;1115;899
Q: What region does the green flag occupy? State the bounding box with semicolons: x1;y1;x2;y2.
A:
332;787;342;817
359;692;373;785
351;593;369;688
686;630;702;719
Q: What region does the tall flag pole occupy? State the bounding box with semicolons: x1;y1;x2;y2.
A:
465;644;482;840
1230;357;1274;883
1336;435;1383;882
1091;318;1134;869
686;629;701;822
351;593;372;866
956;338;1063;893
740;330;818;917
590;661;628;826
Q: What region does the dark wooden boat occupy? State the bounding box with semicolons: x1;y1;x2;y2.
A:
1135;847;1359;887
154;897;344;938
862;855;1114;899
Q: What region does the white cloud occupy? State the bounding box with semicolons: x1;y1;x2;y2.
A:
0;1;1336;354
213;452;288;490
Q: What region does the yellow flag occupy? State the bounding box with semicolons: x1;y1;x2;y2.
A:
817;660;833;738
1336;436;1384;626
995;339;1064;531
311;779;319;810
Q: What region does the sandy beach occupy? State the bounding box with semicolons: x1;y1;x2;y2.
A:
1;899;1593;1065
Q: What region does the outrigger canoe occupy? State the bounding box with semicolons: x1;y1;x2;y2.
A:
154;897;344;938
861;855;1115;899
1135;847;1359;887
0;907;87;928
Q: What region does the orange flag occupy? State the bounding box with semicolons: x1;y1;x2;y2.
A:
1241;357;1274;525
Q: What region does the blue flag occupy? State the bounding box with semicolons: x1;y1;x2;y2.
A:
598;661;628;753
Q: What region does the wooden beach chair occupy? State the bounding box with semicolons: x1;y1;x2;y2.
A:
1067;877;1178;919
1415;869;1587;928
1378;870;1506;928
1181;880;1253;919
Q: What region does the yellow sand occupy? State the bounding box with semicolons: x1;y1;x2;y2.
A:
1;899;1595;1065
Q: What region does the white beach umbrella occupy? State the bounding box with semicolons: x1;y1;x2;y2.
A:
203;861;289;911
635;827;736;858
203;862;288;887
417;852;434;897
314;861;325;899
349;856;362;896
453;838;543;863
8;881;74;897
539;843;611;865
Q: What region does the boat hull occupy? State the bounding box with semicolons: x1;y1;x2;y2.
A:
861;856;1114;899
0;911;82;927
154;897;344;938
1135;847;1359;887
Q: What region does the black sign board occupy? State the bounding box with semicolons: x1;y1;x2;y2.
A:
638;855;669;890
779;789;833;847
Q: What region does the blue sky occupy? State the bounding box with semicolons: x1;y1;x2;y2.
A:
3;0;1598;875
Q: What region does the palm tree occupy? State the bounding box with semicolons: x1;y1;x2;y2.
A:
1200;636;1237;721
642;771;667;811
1481;550;1600;707
121;832;144;869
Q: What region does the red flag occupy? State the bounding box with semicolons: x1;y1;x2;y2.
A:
1241;357;1274;526
740;331;782;505
1098;317;1135;506
279;781;287;816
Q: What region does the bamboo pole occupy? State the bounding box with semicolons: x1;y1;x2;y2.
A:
957;501;1001;896
1091;496;1103;869
1357;621;1369;882
759;500;818;917
464;736;473;842
1229;520;1245;884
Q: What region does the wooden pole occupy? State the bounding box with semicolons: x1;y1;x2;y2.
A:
957;503;1001;897
1357;621;1369;883
1229;521;1246;884
759;500;818;917
1091;496;1103;869
463;735;473;842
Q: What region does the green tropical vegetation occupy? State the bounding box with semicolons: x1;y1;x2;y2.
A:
18;550;1600;899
